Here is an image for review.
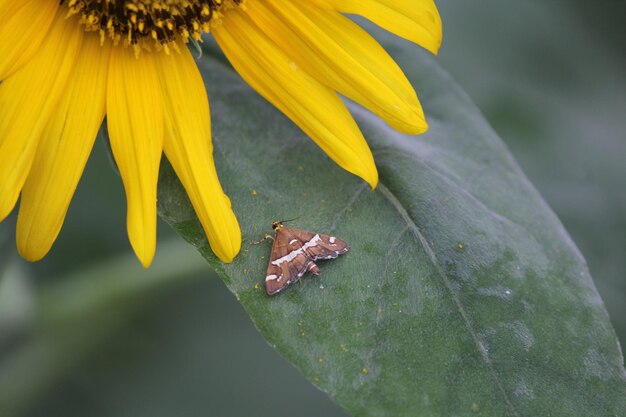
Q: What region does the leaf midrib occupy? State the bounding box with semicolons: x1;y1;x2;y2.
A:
377;182;519;417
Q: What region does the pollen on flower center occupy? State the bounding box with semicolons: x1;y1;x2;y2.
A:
63;0;243;49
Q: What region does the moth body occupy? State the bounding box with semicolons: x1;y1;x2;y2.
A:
264;222;348;295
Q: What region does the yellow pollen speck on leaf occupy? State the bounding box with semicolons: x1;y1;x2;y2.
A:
362;367;369;375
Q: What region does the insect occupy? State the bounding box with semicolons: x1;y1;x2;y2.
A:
262;221;349;295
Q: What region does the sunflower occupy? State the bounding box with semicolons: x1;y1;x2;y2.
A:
0;0;441;267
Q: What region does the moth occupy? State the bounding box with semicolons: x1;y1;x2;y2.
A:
263;221;349;295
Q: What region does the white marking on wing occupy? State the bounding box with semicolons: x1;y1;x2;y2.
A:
289;239;299;245
329;236;336;244
272;234;321;266
265;274;279;281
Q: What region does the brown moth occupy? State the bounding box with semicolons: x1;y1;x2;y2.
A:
264;221;349;295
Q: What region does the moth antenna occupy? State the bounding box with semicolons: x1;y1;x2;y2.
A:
279;215;301;224
249;234;274;245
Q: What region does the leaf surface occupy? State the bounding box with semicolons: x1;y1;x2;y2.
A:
157;29;626;417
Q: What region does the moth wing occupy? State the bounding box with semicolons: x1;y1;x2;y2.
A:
274;227;333;261
305;232;349;261
281;227;350;261
279;227;317;246
264;227;349;295
265;228;317;295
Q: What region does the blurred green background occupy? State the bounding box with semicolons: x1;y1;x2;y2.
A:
0;1;624;415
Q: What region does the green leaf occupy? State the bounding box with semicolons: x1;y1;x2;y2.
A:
437;0;626;351
157;29;626;416
0;220;15;271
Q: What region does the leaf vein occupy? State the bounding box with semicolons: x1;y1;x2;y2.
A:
375;148;524;231
377;182;520;417
329;182;368;231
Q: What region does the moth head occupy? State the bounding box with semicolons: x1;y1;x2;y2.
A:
272;216;300;230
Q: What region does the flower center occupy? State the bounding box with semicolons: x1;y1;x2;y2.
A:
63;0;242;48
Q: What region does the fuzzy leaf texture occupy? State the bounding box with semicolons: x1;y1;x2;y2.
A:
156;26;626;417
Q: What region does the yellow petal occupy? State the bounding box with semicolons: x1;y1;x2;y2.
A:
250;0;426;134
154;42;241;263
0;0;60;80
17;35;110;261
0;0;19;18
0;10;83;221
107;46;164;268
214;8;378;188
315;0;442;55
